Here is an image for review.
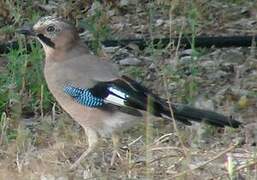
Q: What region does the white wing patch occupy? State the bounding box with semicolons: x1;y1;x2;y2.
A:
108;87;127;99
105;87;129;106
105;95;125;106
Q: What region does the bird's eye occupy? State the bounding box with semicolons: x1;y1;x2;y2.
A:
46;25;55;32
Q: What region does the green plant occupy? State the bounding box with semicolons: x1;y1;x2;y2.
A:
79;4;112;54
0;38;53;143
122;66;146;80
3;39;52;114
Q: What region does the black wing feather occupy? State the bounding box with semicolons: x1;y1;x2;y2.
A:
89;76;241;128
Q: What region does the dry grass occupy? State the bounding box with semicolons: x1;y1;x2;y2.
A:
0;111;254;179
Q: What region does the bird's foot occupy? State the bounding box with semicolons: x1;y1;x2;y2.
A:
110;133;123;166
110;149;123;166
70;128;99;170
70;146;94;170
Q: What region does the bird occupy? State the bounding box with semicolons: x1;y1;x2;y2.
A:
18;16;242;169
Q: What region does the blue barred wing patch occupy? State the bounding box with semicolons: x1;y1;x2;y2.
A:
64;86;104;107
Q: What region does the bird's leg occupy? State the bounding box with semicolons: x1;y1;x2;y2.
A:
70;128;98;170
110;133;122;166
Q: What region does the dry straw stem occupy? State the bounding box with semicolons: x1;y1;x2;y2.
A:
127;136;142;147
214;157;257;179
164;1;187;156
0;148;64;166
153;133;173;145
163;77;188;156
235;159;257;172
222;158;257;178
148;146;184;152
171;142;239;178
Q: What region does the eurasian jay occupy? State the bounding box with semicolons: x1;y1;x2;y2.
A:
18;16;241;169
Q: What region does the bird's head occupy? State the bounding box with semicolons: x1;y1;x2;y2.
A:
18;16;79;52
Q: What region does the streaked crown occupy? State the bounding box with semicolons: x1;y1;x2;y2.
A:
33;16;79;49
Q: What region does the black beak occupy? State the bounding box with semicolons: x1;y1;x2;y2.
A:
16;25;36;36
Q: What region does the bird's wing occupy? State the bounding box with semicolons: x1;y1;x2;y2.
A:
59;54;157;110
63;75;158;110
63;73;195;124
61;55;241;128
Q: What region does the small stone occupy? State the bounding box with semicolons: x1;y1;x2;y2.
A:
120;0;129;6
102;46;120;54
107;9;115;17
87;1;101;15
119;57;141;65
146;73;155;81
194;97;215;110
181;49;193;56
220;49;245;64
179;56;192;64
41;175;55;180
120;0;137;6
156;19;164;26
149;63;156;70
56;177;68;180
200;60;216;67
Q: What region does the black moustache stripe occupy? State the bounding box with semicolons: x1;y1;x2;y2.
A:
37;34;55;48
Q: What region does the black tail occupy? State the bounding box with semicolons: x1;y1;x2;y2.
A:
161;103;241;128
108;76;242;128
